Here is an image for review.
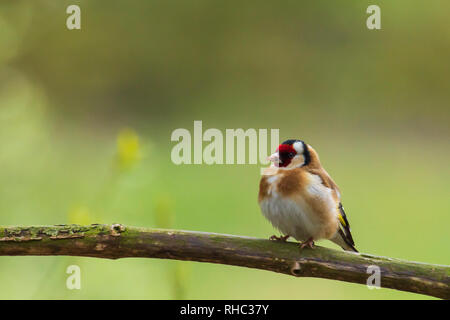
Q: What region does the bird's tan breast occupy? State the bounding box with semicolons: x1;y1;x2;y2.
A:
259;167;339;240
259;168;303;200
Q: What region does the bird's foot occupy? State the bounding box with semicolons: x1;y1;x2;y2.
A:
299;237;315;249
269;235;290;242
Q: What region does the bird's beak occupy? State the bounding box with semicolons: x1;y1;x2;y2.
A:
267;152;281;167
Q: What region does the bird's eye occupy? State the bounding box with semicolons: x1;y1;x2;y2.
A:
288;153;295;158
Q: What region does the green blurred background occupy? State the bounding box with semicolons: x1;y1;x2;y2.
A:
0;0;449;299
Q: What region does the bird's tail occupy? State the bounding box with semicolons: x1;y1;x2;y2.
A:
331;229;358;253
334;203;358;252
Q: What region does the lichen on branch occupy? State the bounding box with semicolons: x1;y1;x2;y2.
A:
0;224;448;299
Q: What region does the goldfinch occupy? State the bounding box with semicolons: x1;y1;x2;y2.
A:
258;139;357;252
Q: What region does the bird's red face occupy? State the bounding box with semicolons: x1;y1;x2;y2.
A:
268;143;297;167
267;139;310;168
276;144;297;167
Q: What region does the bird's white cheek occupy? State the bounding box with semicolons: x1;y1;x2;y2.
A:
292;141;304;154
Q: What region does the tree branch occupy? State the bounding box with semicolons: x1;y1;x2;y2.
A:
0;224;448;299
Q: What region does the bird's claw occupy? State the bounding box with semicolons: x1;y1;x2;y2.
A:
269;235;290;242
299;238;315;249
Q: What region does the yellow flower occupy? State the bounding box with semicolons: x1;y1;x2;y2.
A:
116;128;141;170
68;206;92;225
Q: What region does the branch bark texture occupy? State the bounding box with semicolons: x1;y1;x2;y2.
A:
0;224;448;299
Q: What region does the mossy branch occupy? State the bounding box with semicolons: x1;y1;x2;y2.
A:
0;224;448;299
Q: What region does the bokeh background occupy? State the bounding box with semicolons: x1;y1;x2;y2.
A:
0;0;449;299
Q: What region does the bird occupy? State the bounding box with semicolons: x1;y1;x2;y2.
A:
258;139;358;252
